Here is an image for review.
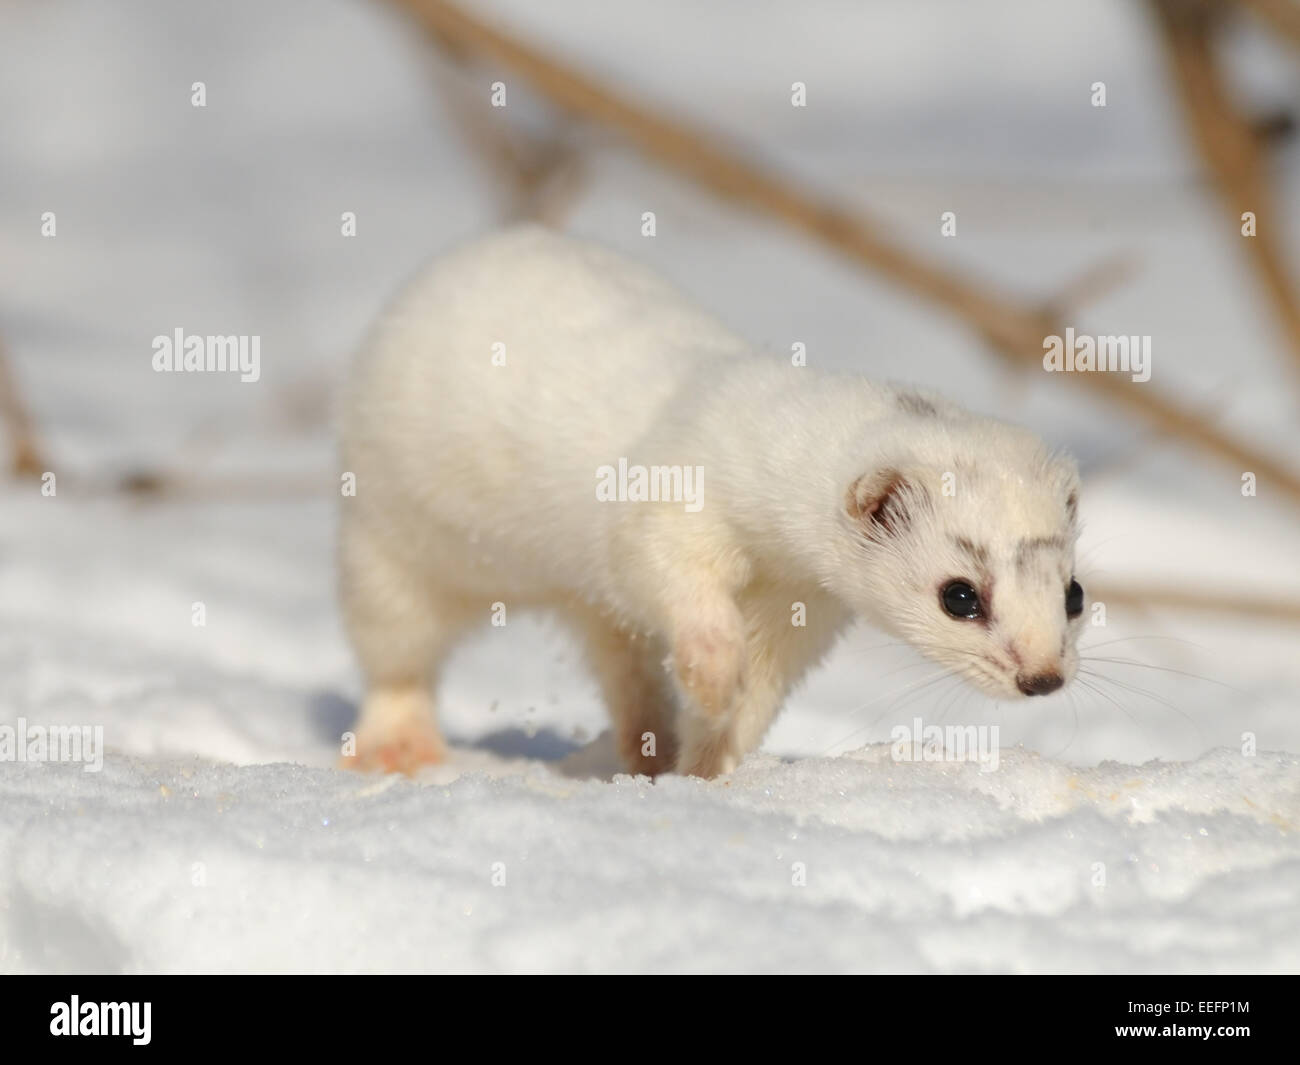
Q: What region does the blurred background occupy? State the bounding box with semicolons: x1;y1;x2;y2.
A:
2;0;1299;769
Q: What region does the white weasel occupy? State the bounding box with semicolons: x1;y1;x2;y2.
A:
339;226;1085;778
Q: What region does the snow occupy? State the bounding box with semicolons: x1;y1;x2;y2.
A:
4;747;1296;973
1;0;1298;973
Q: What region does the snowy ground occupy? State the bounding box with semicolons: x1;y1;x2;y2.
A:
1;0;1298;972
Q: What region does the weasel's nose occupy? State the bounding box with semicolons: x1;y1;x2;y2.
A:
1017;671;1064;696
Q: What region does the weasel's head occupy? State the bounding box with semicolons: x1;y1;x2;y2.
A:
833;422;1083;700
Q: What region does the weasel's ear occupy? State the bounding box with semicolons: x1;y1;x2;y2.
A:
845;468;913;536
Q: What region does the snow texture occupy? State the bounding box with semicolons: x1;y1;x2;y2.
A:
1;0;1298;972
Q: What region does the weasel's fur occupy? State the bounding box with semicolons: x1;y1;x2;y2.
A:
339;226;1084;778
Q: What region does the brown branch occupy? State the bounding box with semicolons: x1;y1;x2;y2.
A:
1149;0;1300;381
0;333;46;478
108;471;328;501
428;28;585;225
1234;0;1300;50
1045;253;1143;316
388;0;1300;507
1094;582;1300;624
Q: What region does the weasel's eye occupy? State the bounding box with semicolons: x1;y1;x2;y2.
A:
941;580;982;620
1066;579;1084;618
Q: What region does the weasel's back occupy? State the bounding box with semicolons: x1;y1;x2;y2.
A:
348;227;747;440
341;227;750;537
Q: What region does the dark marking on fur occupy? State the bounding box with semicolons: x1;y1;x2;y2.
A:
952;534;989;567
896;391;939;417
1015;535;1066;566
1065;490;1078;524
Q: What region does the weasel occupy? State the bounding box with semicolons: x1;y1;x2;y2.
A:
339;226;1085;779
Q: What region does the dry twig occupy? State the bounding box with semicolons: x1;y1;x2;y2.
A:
1094;581;1300;624
1234;0;1300;50
0;333;46;478
1149;0;1300;381
428;27;585;224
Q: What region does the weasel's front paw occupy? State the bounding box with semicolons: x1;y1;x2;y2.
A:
671;623;745;719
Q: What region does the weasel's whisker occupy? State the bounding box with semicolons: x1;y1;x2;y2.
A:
1080;634;1206;652
1078;668;1205;743
1080;667;1183;716
1080;655;1240;693
1072;672;1159;747
820;669;964;756
847;638;917;658
845;668;957;718
1042;686;1082;760
872;658;958;683
934;677;970;725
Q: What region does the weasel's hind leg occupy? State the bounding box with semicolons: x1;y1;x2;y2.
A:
573;614;679;777
339;527;473;774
